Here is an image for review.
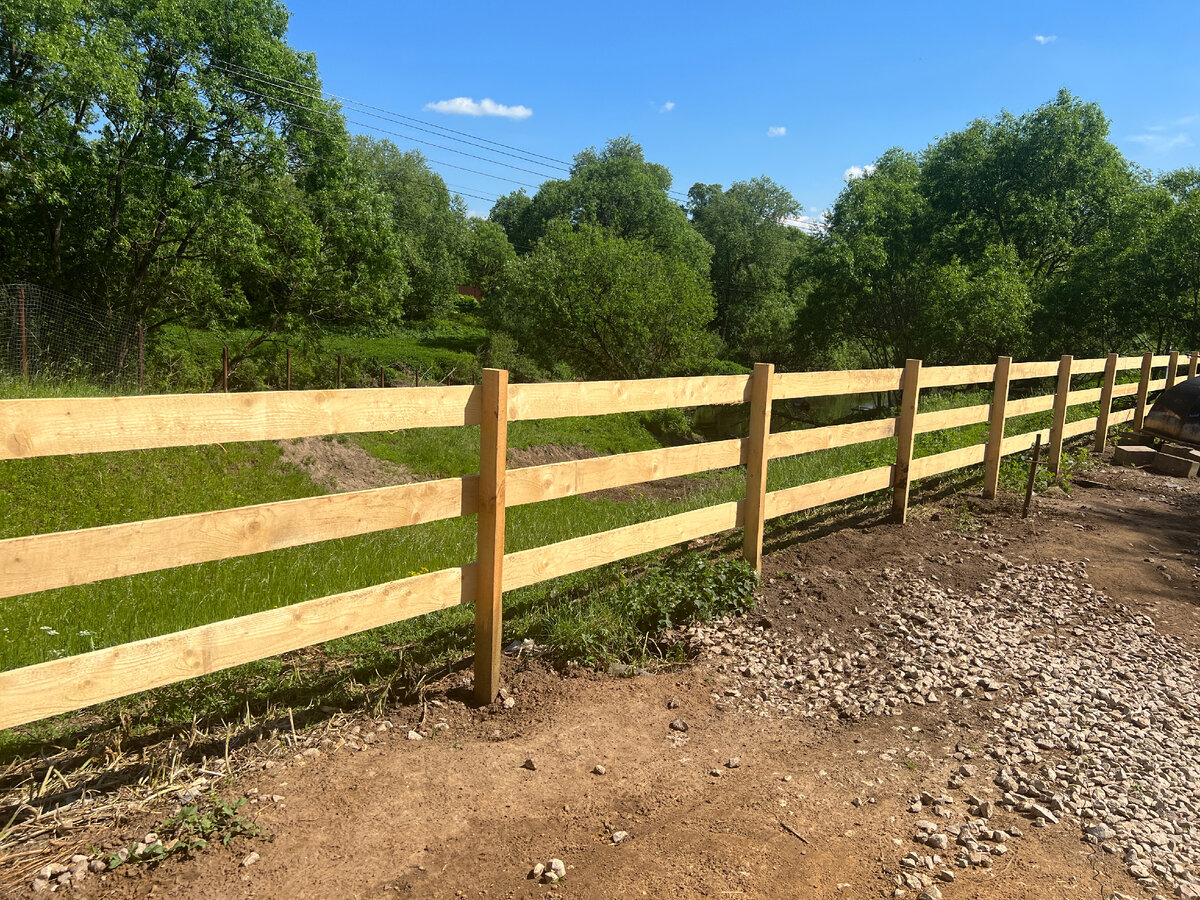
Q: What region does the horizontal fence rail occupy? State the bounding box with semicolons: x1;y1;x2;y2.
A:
0;350;1192;729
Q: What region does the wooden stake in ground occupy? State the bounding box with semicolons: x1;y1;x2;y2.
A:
1022;434;1042;519
892;359;922;523
1133;352;1154;432
222;345;229;393
742;362;774;573
286;348;291;391
17;285;28;380
474;368;509;705
1166;350;1180;390
337;355;343;390
1094;353;1118;453
1190;352;1198;379
1048;354;1073;476
982;355;1011;500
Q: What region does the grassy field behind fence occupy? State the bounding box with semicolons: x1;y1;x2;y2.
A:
0;352;1186;739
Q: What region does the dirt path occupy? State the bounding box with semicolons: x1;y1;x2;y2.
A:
34;460;1200;899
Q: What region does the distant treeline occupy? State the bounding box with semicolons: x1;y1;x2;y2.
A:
3;1;1197;384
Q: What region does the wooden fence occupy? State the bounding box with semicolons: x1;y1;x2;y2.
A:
0;350;1195;730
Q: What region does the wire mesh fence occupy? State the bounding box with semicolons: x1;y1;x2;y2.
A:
0;283;141;385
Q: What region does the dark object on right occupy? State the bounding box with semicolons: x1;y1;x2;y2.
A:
1143;376;1200;448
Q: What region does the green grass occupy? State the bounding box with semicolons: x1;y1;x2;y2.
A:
0;369;1130;752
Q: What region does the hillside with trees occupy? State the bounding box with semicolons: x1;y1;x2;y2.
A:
2;2;1198;387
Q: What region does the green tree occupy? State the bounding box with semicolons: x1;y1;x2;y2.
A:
687;176;807;362
462;218;516;297
487;221;716;379
492;136;713;278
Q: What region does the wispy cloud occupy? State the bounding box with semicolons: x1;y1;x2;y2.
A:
1033;34;1057;44
781;214;827;235
660;101;675;113
844;164;877;181
767;125;787;138
1127;132;1193;152
424;97;532;120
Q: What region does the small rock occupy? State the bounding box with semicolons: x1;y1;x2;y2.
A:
407;730;423;741
242;851;260;867
611;831;629;844
528;863;545;880
502;697;516;709
726;756;742;769
669;718;689;732
592;764;607;776
667;697;680;709
521;758;537;771
548;859;566;879
30;878;49;894
89;860;107;874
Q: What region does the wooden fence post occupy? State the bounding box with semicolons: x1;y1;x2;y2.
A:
892;359;922;523
286;348;291;391
1133;352;1154;431
1048;354;1073;475
1094;353;1119;453
380;365;386;388
1166;350;1180;390
1190;352;1198;379
982;355;1011;500
473;368;509;705
222;345;229;393
337;355;343;389
742;362;774;573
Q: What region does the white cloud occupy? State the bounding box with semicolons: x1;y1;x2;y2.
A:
424;97;532;120
660;101;675;113
843;164;877;181
767;125;787;138
1127;132;1193;152
1033;34;1057;44
781;214;827;235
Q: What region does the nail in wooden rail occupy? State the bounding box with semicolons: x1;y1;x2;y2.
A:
1133;352;1154;431
1094;353;1119;453
892;359;922;523
473;368;509;705
1047;355;1073;475
982;355;1011;499
1166;350;1180;390
742;362;774;572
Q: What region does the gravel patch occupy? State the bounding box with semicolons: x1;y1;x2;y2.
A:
690;541;1200;895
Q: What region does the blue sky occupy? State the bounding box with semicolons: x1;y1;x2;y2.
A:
283;0;1199;220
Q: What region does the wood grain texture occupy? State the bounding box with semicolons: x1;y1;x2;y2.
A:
1190;353;1198;378
507;375;751;421
1006;394;1056;417
1134;353;1154;431
1166;350;1180;390
768;419;896;460
1110;408;1136;425
502;502;742;592
1048;355;1074;475
1069;358;1109;375
772;368;903;400
1112;383;1140;398
0;566;473;730
919;364;996;388
983;356;1012;499
1152;355;1172;366
1065;387;1103;405
910;444;987;480
474;369;508;705
1009;361;1061;380
1095;354;1119;453
1;386;481;459
892;360;922;523
763;465;895;519
1116;356;1146;370
1000;428;1052;456
0;477;475;600
1062;416;1099;439
913;404;990;433
742;364;774;572
506;440;745;506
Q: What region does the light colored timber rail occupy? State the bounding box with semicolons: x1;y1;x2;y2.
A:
1;351;1187;730
0;386;481;460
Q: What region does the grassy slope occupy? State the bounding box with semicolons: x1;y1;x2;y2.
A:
0;364;1124;745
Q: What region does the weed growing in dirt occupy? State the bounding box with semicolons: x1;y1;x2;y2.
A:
107;796;262;869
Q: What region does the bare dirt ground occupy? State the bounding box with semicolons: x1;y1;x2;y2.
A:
11;455;1200;900
276;436;418;493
